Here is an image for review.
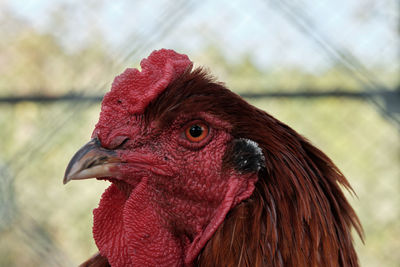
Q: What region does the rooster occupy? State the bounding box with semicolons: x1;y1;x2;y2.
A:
64;49;363;267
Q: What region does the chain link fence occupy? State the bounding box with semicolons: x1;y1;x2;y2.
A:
0;0;399;266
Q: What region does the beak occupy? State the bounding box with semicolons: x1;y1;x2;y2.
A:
63;138;121;184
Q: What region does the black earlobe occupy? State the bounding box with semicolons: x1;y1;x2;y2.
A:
225;138;265;173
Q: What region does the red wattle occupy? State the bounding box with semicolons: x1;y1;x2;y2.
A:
123;180;184;266
93;184;131;267
93;180;185;267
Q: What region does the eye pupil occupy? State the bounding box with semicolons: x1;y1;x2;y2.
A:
184;122;209;143
189;125;203;138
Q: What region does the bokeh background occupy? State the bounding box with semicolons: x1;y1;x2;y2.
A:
0;0;399;266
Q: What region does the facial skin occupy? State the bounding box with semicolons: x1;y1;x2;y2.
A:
64;110;259;266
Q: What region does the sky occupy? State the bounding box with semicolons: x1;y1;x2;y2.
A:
4;0;399;72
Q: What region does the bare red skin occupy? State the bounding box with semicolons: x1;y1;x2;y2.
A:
91;50;258;266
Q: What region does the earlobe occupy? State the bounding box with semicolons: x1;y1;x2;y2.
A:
223;138;265;174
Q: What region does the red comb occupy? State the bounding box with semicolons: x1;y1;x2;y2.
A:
94;49;193;144
102;49;192;115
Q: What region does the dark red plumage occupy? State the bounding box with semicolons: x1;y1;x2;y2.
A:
146;67;363;266
64;49;363;267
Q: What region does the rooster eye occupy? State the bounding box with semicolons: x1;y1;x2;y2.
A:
185;123;209;142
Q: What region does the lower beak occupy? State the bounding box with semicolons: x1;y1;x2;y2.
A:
63;138;121;184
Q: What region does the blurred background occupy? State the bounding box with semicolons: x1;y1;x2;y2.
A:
0;0;399;266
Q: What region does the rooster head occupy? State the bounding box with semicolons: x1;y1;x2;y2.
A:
64;49;266;266
64;49;362;267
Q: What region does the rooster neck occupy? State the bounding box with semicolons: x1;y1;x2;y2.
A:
196;140;363;267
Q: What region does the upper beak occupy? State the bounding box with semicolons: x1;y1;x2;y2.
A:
63;138;121;184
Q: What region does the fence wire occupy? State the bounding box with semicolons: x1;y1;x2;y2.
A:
0;0;399;266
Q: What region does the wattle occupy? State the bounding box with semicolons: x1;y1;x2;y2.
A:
93;180;185;267
93;183;131;267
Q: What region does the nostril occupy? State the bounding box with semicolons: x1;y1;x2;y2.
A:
108;136;129;150
117;138;129;149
